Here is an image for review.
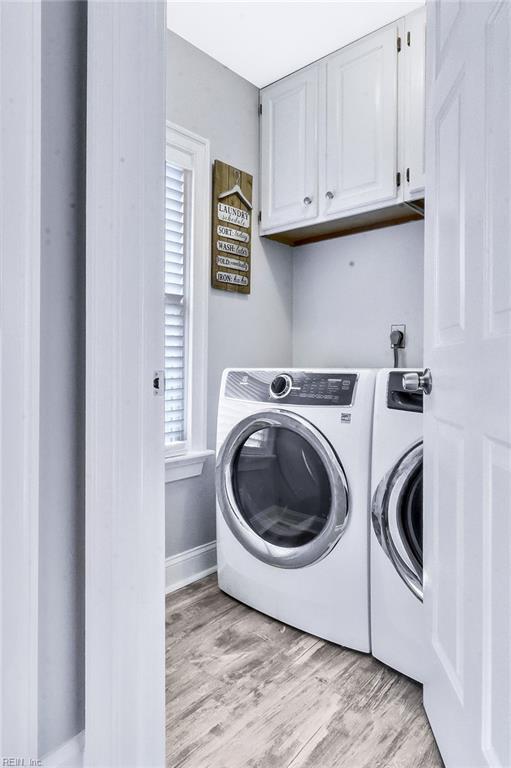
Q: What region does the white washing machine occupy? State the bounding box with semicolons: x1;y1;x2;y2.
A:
371;368;425;682
216;368;376;652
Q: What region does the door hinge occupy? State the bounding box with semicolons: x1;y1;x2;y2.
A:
258;211;262;223
258;103;262;116
407;31;411;47
153;370;164;396
396;171;401;188
406;167;410;183
397;35;402;52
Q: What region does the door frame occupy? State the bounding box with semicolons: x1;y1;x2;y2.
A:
85;2;166;766
0;1;41;760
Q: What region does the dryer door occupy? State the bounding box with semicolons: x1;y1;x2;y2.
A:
216;410;349;568
372;441;423;600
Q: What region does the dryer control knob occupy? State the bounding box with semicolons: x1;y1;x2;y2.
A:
270;374;293;399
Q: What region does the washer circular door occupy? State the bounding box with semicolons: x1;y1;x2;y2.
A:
216;410;349;568
372;441;423;600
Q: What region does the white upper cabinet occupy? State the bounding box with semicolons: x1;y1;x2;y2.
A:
403;6;426;200
323;23;399;217
260;65;319;231
259;10;426;242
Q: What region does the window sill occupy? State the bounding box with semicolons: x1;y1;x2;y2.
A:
165;449;215;484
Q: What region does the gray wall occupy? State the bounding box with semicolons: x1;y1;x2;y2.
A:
39;1;86;756
292;221;425;369
165;31;293;558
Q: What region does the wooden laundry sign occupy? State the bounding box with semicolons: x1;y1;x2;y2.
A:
212;160;252;294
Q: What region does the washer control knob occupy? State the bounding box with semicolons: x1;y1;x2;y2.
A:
270;374;293;399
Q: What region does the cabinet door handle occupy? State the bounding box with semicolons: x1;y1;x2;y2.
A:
303;196;312;205
325;191;334;200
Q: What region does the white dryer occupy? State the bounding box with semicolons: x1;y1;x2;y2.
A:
371;368;424;682
216;368;376;652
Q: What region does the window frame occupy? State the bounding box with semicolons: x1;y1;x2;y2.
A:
165;123;212;481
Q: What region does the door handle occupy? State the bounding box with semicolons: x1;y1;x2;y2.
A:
303;196;313;205
402;368;433;395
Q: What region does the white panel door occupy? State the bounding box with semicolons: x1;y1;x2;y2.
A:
85;3;165;766
423;1;511;766
323;23;399;217
403;6;426;200
260;65;319;230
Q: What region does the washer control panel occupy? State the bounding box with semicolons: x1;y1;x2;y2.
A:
225;371;358;406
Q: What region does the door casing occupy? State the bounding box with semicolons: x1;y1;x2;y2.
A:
0;1;41;759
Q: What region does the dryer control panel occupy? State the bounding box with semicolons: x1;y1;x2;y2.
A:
225;370;358;406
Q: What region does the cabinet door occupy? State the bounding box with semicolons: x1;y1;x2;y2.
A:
324;23;399;216
403;7;426;200
260;66;319;231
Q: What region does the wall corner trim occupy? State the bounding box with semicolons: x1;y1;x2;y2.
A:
166;541;217;594
42;730;85;768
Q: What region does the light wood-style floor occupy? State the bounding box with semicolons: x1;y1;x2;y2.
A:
166;575;443;768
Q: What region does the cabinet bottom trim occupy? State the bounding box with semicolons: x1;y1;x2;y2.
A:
261;200;424;247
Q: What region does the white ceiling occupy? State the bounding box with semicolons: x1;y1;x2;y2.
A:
167;1;425;88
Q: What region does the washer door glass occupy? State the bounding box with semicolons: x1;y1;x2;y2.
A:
232;426;332;548
217;410;349;569
372;441;423;600
398;464;423;575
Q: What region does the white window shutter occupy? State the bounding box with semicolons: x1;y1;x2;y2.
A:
165;163;186;446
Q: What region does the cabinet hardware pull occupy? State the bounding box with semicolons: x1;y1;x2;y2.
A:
406;168;410;183
325;191;334;200
303;196;312;205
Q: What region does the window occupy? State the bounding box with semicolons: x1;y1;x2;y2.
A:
165;123;212;482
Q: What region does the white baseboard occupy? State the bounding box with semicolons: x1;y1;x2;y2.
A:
42;730;84;767
165;540;217;594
